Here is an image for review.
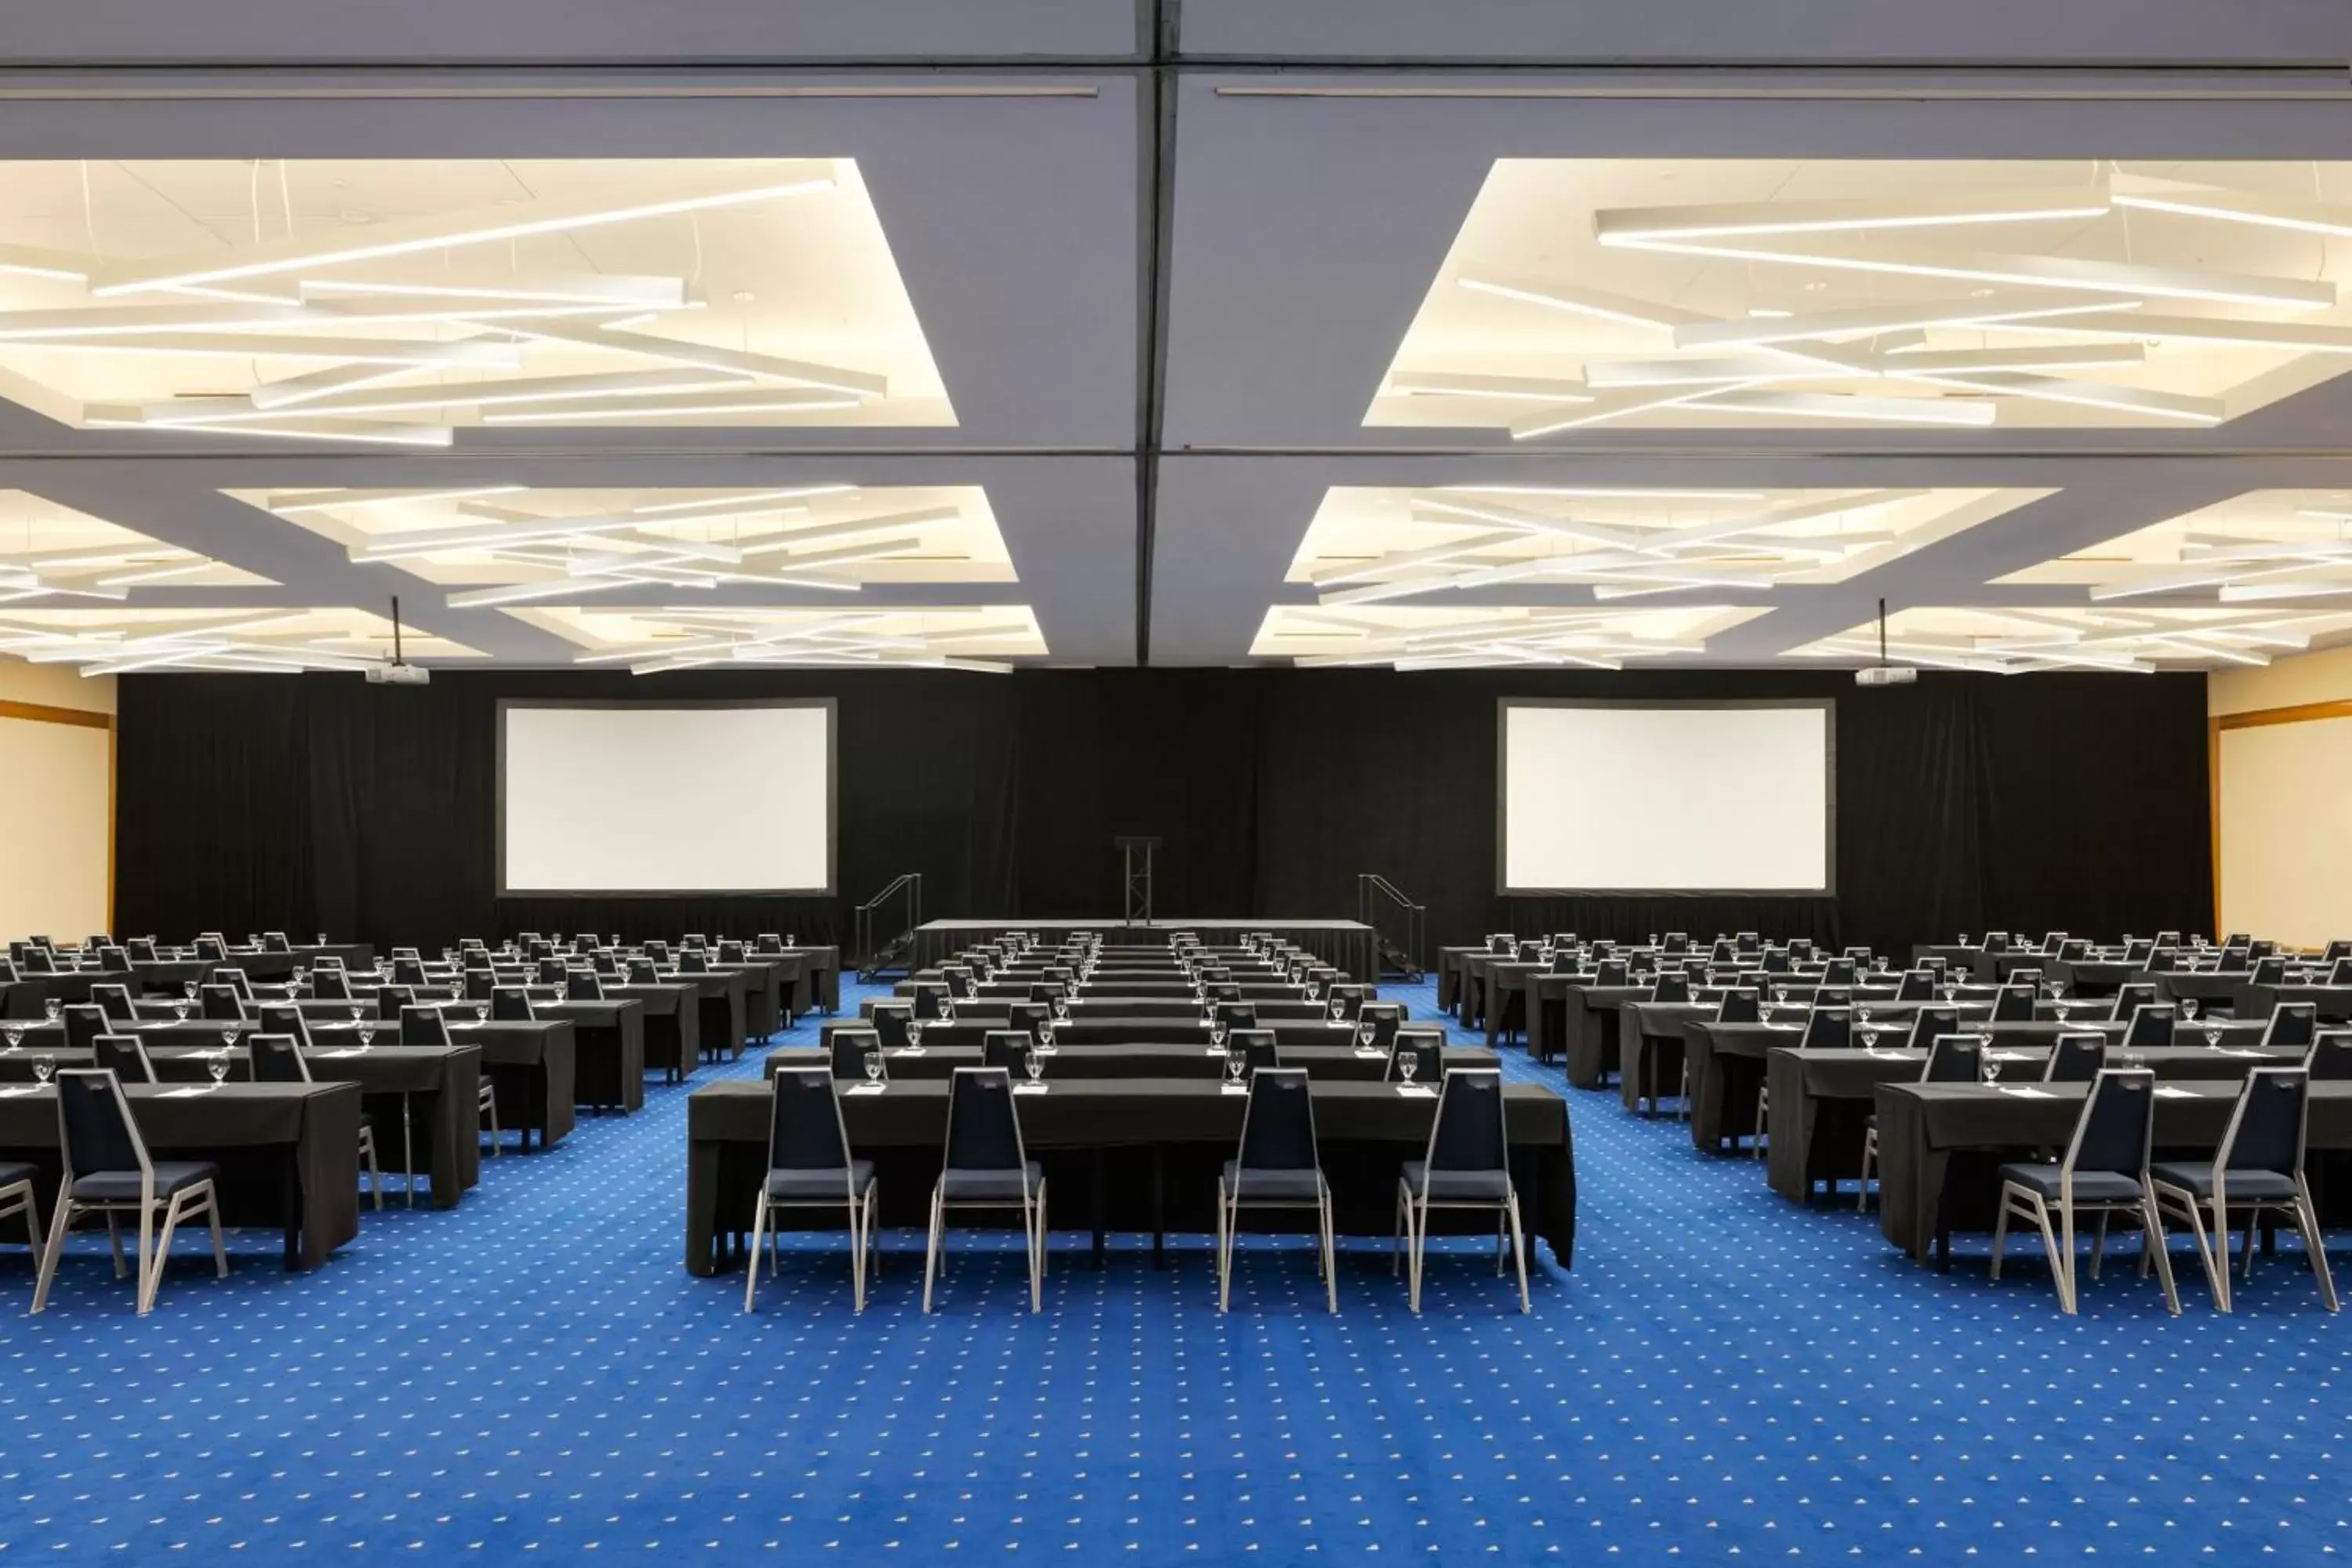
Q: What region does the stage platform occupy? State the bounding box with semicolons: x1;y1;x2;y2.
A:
912;917;1377;977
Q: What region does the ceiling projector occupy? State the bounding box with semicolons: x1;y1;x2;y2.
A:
366;661;430;686
1854;665;1918;688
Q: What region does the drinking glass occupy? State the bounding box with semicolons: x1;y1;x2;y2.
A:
2;1025;20;1051
2051;980;2067;1002
208;1059;228;1087
1210;1022;1228;1051
1053;996;1070;1022
315;933;327;947
1759;1003;1776;1025
170;1001;188;1021
2179;996;2200;1022
1984;1058;2003;1087
1398;1051;1418;1086
474;1004;489;1022
43;1000;61;1023
2204;1022;2223;1048
292;965;308;989
2123;1049;2144;1070
33;1054;55;1085
1358;1020;1376;1049
1025;1049;1043;1086
1305;981;1320;1002
1330;1000;1345;1023
943;1000;958;1025
348;1006;364;1023
183;981;198;1002
357;1024;376;1049
220;1028;238;1053
862;1047;884;1086
909;1020;926;1050
1225;1053;1247;1087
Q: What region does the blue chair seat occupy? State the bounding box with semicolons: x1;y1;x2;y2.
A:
69;1162;218;1203
2147;1162;2300;1202
0;1160;37;1187
765;1161;874;1202
1221;1163;1326;1202
1401;1163;1512;1201
1997;1163;2143;1203
938;1163;1041;1201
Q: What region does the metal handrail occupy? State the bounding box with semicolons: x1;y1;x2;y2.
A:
1357;873;1426;981
854;872;924;978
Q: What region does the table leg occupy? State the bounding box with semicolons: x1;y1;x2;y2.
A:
403;1092;416;1208
1152;1147;1167;1269
281;1146;301;1271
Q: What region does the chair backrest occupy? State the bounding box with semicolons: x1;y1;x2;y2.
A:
1595;960;1630;987
2123;1003;2176;1047
92;1033;156;1083
678;949;711;975
1354;1001;1403;1051
1214;1001;1258;1031
2251;956;2287;987
2220;1067;2310;1178
313;967;351;1000
53;1069;147;1181
869;1002;913;1052
2043;1032;2107;1083
1921;1033;1985;1083
768;1067;858;1185
907;982;949;1020
2107;982;2157;1022
2263;1002;2318;1048
126;937;158;964
644;940;672;963
716;941;746;964
1904;1005;1960;1054
2308;1031;2352;1081
622;956;657;985
249;1033;313;1083
2330;957;2352;986
192;937;225;962
1762;949;1792;975
565;970;604;1002
89;982;136;1023
61;1003;108;1052
1798;1007;1850;1050
377;984;416;1020
257;1003;314;1048
199;983;245;1021
754;932;786;954
1008;1001;1050;1042
459;968;492;1002
821;1026;880;1080
1387;1027;1446;1083
2212;946;2250;973
391;956;426;987
2063;1068;2155;1180
1422;1067;1507;1174
942;966;976;1000
491;985;535;1022
1896;970;1933;1002
400;1004;452;1047
981;1030;1032;1072
2124;938;2154;964
1818;957;1855;986
1713;988;1760;1024
1235;1067;1319;1174
1992;985;2037;1023
1486;934;1515;956
1227;1029;1279;1075
941;1068;1030;1187
1650;971;1692;1004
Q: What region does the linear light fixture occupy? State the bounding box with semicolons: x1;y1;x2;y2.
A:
1672;295;2134;351
1387;372;1594;403
250;368;754;420
297;270;690;310
493;319;888;400
1595;184;2111;243
733;506;963;555
481;392;861;423
1876;343;2147;375
1604;235;2336;312
91;170;835;297
1436;486;1770;501
249;362;434;411
1308;530;1527;587
2111;181;2352;240
354;510;670;560
1896;370;2223;423
0;244;89;282
83;412;455;446
1987;312;2352;354
1686;389;1999;426
1584;350;1878;388
1510;383;1742;439
631;486;858;517
10;334;524;366
1459;276;1713;331
268;485;528;515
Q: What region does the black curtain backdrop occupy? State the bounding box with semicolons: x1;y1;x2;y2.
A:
113;667;2212;963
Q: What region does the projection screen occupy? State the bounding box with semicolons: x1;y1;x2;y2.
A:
1498;699;1835;895
498;699;835;895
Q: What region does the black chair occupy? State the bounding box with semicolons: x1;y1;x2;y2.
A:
910;982;949;1021
1594;960;1630;987
717;942;747;964
1217;1068;1335;1314
1230;1029;1280;1078
645;940;673;964
2151;1069;2338;1313
61;1004;108;1053
942;966;977;1001
89;983;137;1025
1650;972;1692;1004
2122;1004;2176;1048
198;984;245;1022
1858;1033;1984;1211
1007;1001;1050;1044
2263;1003;2318;1049
125;938;158;964
192;937;226;963
92;1034;156;1084
491;986;535;1022
1386;1027;1446;1086
678;949;712;975
1214;1002;1259;1036
1895;971;1934;1002
1356;1003;1404;1054
565;971;605;1003
1392;1068;1526;1313
1485;935;1515;956
312;968;351;1001
400;1005;452;1047
32;1069;227;1316
828;1027;884;1083
376;985;416;1022
2330;958;2352;986
390;957;427;988
755;933;786;954
256;1004;314;1047
535;958;568;985
2043;1033;2107;1083
1902;1006;1961;1054
1798;1007;1850;1050
924;1068;1046;1313
982;1030;1033;1073
2309;1033;2352;1081
250;1033;383;1208
1713;989;1760;1025
746;1068;878;1312
2251;957;2288;987
1992;1069;2179;1316
870;1003;914;1054
2108;983;2158;1022
1992;985;2037;1024
0;1157;38;1256
462;969;494;1002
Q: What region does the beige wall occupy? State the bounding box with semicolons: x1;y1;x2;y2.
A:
2208;648;2352;948
0;659;115;941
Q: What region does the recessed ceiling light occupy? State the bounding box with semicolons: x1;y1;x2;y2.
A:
732;291;757;303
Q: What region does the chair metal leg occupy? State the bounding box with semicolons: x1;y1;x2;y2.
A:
134;1201;158;1316
1989;1189;2014;1281
1755;1085;1769;1160
1319;1188;1338;1315
2140;1194;2180;1316
1406;1196;1425;1315
1391;1184;1404;1279
1494;1212;1507;1276
106;1211;125;1279
2020;1194;2066;1312
2294;1184;2339;1312
743;1196;767;1312
2056;1202;2078;1315
1216;1179;1233;1313
2209;1196;2234;1312
30;1189;73;1314
921;1186;945;1313
849;1192;867;1314
1507;1194;1530;1313
1028;1179;1046;1313
1857;1131;1877;1213
360;1128;383;1212
2089;1210;2110;1282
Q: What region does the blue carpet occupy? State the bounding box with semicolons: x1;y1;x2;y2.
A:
2;981;2346;1563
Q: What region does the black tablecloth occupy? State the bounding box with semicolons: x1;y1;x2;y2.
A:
1762;1033;2285;1203
0;1080;360;1269
775;1042;1500;1082
822;1018;1385;1052
685;1076;1574;1274
1875;1079;2352;1261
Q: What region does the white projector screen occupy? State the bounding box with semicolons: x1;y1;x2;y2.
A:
1499;700;1834;895
499;700;834;895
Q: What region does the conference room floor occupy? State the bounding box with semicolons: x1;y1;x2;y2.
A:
0;979;2341;1563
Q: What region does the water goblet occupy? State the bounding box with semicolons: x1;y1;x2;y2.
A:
1053;996;1070;1022
2179;996;2200;1022
1305;981;1320;1002
474;1004;489;1022
1358;1020;1376;1050
43;1000;61;1024
2204;1022;2223;1049
1398;1051;1418;1087
1210;1022;1229;1052
1225;1053;1247;1088
1330;999;1346;1023
1984;1058;2003;1087
33;1054;56;1086
358;1024;376;1049
172;1001;189;1021
2;1024;20;1051
220;1027;238;1054
348;1006;364;1023
208;1058;228;1087
1025;1048;1043;1087
2123;1049;2145;1070
183;981;198;1002
909;1019;927;1051
315;933;328;947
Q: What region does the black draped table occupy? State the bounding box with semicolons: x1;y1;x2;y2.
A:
913;918;1377;977
775;1042;1499;1081
1874;1079;2352;1263
0;1080;360;1269
820;1018;1394;1052
686;1076;1574;1275
1762;1033;2283;1204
